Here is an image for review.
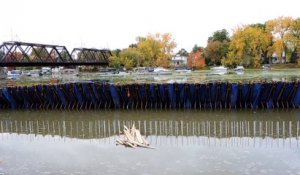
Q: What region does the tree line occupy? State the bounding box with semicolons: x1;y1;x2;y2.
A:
110;16;300;69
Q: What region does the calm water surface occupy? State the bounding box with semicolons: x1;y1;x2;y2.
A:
0;110;300;174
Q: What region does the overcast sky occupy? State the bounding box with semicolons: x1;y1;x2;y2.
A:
0;0;299;52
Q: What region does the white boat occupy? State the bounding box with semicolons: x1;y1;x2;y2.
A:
153;67;172;75
40;67;52;75
234;66;245;71
210;66;228;75
234;66;245;75
21;70;31;76
52;67;64;74
262;64;271;71
7;70;22;77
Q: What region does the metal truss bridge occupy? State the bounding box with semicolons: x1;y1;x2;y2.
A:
0;41;111;67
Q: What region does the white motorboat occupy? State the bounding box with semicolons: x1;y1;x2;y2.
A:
262;64;271;71
21;70;31;76
234;66;245;75
210;66;228;75
234;66;245;72
40;67;52;75
153;67;172;75
7;70;22;77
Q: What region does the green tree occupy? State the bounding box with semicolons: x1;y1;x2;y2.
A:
208;29;230;42
177;48;189;57
111;49;121;57
205;29;230;66
205;41;229;65
192;44;203;53
109;48;141;69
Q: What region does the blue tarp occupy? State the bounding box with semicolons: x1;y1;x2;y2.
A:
230;83;238;108
2;88;17;109
110;85;121;108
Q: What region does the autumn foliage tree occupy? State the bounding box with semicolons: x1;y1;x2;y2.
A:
137;33;177;67
187;49;205;69
222;26;272;68
109;33;177;69
205;29;230;66
266;16;293;63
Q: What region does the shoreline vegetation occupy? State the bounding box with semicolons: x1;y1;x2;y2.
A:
108;16;300;70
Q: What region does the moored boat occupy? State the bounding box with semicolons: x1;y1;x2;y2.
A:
210;66;228;75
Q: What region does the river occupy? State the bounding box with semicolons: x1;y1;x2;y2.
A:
0;110;300;174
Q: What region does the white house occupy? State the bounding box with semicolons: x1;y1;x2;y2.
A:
170;55;187;66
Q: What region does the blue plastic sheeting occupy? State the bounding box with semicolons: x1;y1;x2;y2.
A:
199;84;206;108
159;84;166;108
19;87;30;109
102;84;112;108
186;84;194;109
294;84;300;107
73;84;84;107
220;83;227;108
252;83;261;109
240;84;250;108
45;86;55;108
274;82;285;107
91;83;100;103
83;83;97;108
2;88;17;109
55;85;68;108
137;85;144;108
230;83;238;108
150;84;157;108
28;87;37;107
62;84;76;108
280;82;294;107
120;85;129;108
194;84;201;108
209;83;216;108
11;87;23;108
177;84;184;108
259;83;272;108
1;81;300;110
110;85;121;108
168;84;176;108
0;89;8;108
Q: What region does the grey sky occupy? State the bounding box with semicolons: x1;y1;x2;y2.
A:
0;0;299;52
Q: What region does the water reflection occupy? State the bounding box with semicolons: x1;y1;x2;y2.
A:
1;110;299;148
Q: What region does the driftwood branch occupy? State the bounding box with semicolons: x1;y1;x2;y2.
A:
116;124;155;149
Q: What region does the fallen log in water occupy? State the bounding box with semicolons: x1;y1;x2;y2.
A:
116;124;155;149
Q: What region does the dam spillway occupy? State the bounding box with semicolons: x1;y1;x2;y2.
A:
1;81;300;110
